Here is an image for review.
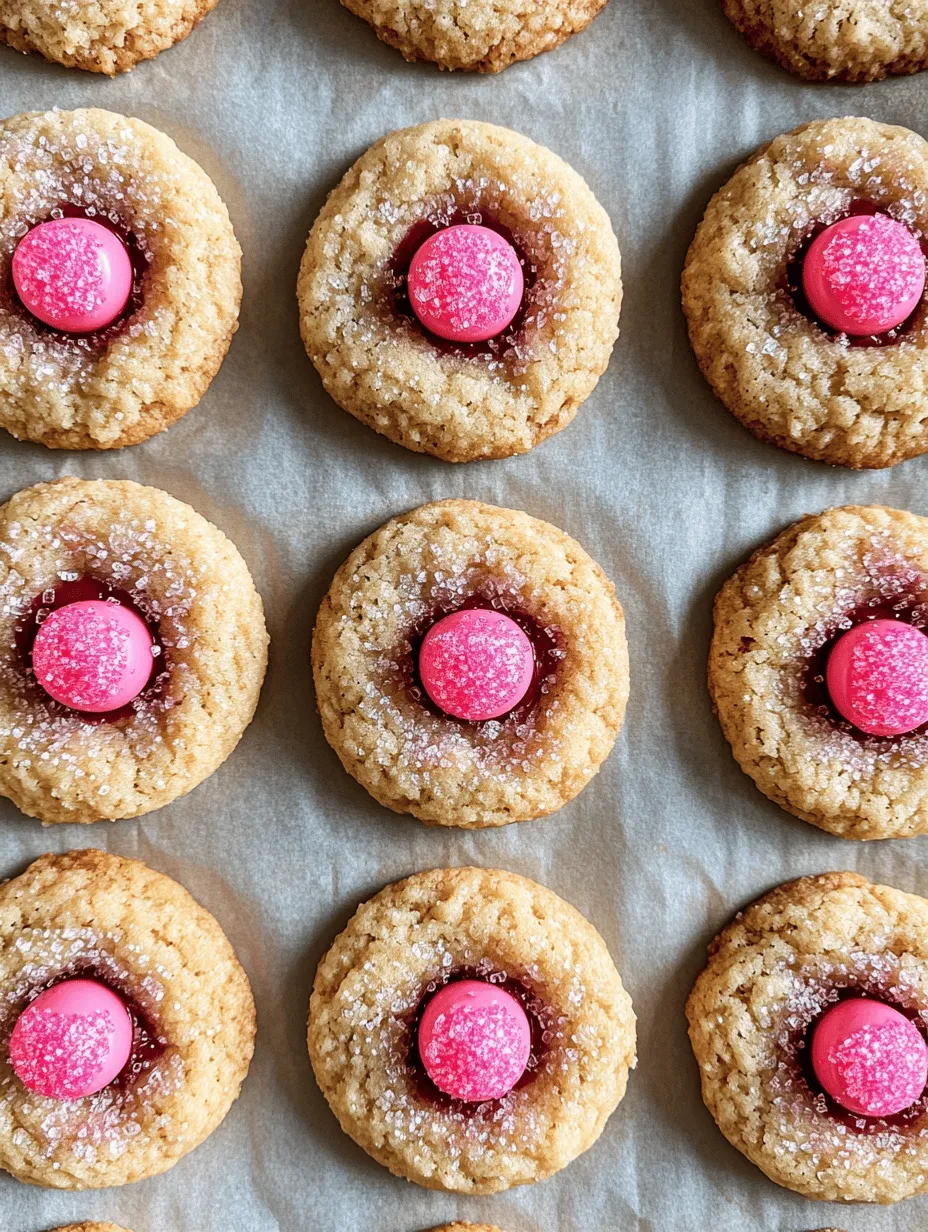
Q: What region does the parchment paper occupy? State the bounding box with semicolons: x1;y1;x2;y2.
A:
4;1;928;1228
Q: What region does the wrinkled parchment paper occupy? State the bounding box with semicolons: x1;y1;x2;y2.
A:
4;1;928;1228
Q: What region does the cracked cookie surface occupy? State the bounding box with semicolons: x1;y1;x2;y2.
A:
688;872;928;1203
0;108;241;450
312;499;629;828
0;477;268;825
0;849;255;1189
683;117;928;469
724;0;928;81
0;0;223;73
341;0;609;71
309;866;636;1193
298;120;621;462
709;504;928;840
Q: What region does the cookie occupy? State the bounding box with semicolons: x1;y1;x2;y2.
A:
0;477;268;825
428;1225;506;1232
0;0;222;74
707;503;928;840
683;117;928;470
723;0;928;81
298;120;621;462
312;499;629;828
0;849;255;1189
50;1225;132;1232
688;872;928;1204
0;108;242;450
341;0;609;72
308;866;636;1193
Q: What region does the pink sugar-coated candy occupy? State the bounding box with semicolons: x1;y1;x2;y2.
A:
825;618;928;737
418;979;532;1102
9;979;133;1100
32;599;155;713
811;998;928;1118
802;213;926;336
419;608;535;722
12;217;133;333
407;224;525;343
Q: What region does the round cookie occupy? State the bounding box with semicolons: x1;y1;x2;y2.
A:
428;1225;507;1232
341;0;609;72
311;499;629;828
688;872;928;1204
0;476;268;825
723;0;928;81
0;108;241;450
708;504;928;840
298;120;621;463
308;866;636;1193
50;1225;133;1232
683;117;928;470
0;849;255;1189
0;0;223;74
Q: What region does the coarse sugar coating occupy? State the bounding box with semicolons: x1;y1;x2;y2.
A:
687;872;928;1204
341;0;609;72
298;120;621;463
0;849;255;1189
0;477;268;825
0;0;223;74
709;504;928;840
308;866;636;1193
683;117;928;469
723;0;928;81
311;499;629;828
0;108;241;450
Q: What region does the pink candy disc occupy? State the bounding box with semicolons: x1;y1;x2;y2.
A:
418;979;532;1102
802;213;926;336
12;217;133;334
407;224;524;343
32;599;155;713
825;618;928;737
9;979;133;1100
419;608;535;722
811;998;928;1118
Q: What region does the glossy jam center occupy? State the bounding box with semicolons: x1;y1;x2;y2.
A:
12;217;133;333
417;979;532;1102
9;979;133;1100
407;224;524;343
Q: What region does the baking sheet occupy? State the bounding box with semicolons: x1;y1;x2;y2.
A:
4;0;928;1228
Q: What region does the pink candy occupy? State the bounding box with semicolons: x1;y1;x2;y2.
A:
32;599;155;713
825;618;928;737
9;979;133;1101
12;217;133;334
802;213;925;336
811;998;928;1118
408;224;524;343
419;609;535;722
418;979;532;1102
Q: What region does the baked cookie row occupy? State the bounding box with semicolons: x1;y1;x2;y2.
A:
0;109;620;462
0;850;635;1195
